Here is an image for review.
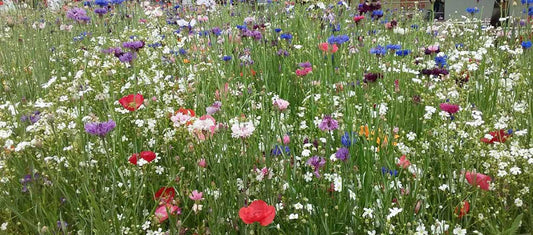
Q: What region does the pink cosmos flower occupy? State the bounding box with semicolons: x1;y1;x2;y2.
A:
155;204;181;223
273;98;289;111
231;121;256;138
439;103;460;114
189;190;204;201
397;155;411;169
465;171;491;191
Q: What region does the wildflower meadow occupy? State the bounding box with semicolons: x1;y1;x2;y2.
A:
0;0;533;234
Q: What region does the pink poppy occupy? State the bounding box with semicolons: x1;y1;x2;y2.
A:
155;204;181;223
465;171;491;191
397;155;411;169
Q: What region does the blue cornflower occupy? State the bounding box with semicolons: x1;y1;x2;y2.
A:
521;41;532;49
370;45;387;55
179;48;187;55
395;49;411;56
381;167;398;177
236;25;247;30
466;7;479;14
522;0;533;4
371;10;384;18
222;55;232;61
280;33;293;41
411;24;419;29
435;55;447;68
274;28;282;33
94;0;108;7
386;44;401;51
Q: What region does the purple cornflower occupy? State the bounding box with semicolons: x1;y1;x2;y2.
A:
298;61;312;68
335;147;350;161
101;47;121;54
206;101;222;115
122;41;145;51
307;156;326;178
67;8;90;23
94;8;108;16
21;111;41;124
84;120;116;137
118;52;137;63
318;115;338;131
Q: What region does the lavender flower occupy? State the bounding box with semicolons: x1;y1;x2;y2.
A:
84;120;116;137
21;111;41;124
307;156;326;178
318;115;338;131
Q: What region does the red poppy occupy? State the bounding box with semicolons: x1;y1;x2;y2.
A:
238;200;276;226
465;171;491;191
119;94;144;112
154;187;176;203
128;151;157;165
480;129;510;144
455;200;470;218
176;108;195;117
0;1;4;6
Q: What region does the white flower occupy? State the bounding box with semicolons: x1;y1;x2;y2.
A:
1;222;7;231
231;121;255;138
294;203;303;210
453;226;466;235
510;166;521;175
407;132;417;141
438;184;449;191
288;213;299;220
386;207;403;220
142;221;151;231
348;189;356;201
155;166;164;175
362;208;374;218
515;198;523;207
304;172;313;182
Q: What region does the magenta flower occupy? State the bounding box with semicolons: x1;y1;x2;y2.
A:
189;190;204;201
439;103;460;114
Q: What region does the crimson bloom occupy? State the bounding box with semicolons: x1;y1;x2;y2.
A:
119;94;144;112
154;187;176;203
481;129;511;144
129;151;156;165
465;171;491;191
353;15;365;23
439;103;460;114
455;200;470;218
239;200;276;226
